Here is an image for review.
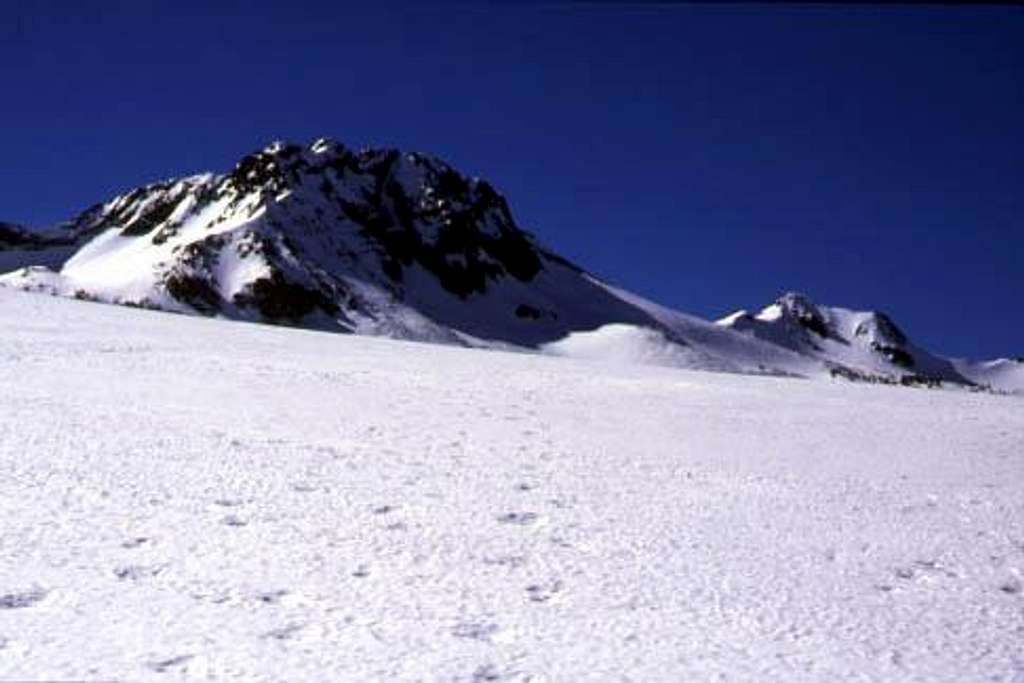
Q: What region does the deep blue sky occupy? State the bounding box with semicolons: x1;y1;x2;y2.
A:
2;2;1021;358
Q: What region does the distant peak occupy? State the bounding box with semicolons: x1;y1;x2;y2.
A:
0;222;33;245
775;291;820;315
738;291;832;340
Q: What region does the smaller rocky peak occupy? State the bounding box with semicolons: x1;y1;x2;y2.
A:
774;292;831;338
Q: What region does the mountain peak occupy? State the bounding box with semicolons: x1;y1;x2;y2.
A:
755;291;832;338
776;291;818;310
0;138;641;346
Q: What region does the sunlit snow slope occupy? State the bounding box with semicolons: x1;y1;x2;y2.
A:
1;288;1022;681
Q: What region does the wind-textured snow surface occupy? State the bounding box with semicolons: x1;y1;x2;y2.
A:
2;289;1023;681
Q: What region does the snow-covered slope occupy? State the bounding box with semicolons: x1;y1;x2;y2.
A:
954;357;1024;394
1;288;1022;681
1;139;1018;391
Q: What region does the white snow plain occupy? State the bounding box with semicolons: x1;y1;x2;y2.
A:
1;288;1022;682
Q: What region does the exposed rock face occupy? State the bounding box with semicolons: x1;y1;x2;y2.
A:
776;293;833;339
0;138;655;346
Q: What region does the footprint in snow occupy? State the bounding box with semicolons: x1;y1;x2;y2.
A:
451;620;500;641
497;512;539;526
121;536;150;549
472;664;504;682
264;623;304;640
257;589;289;605
525;580;563;603
893;560;957;582
894;567;915;580
113;564;166;581
473;663;523;682
148;654;193;673
0;588;47;609
482;554;527;570
221;514;248;527
549;535;573;549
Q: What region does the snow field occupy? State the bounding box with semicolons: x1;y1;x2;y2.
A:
0;289;1022;681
